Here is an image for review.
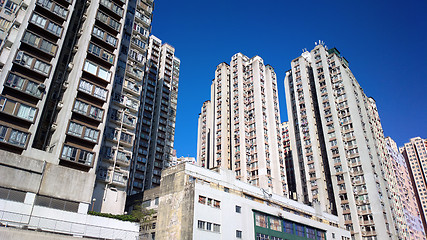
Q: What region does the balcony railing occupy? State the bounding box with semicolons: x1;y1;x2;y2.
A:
0;96;37;123
36;0;69;20
73;99;104;121
14;51;51;77
78;79;108;101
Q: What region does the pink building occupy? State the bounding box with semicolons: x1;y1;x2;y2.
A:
386;137;425;239
400;137;427;236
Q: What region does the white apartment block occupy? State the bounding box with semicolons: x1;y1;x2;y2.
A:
197;53;287;196
135;162;351;240
284;43;397;239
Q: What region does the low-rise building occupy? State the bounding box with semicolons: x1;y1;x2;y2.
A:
132;162;350;240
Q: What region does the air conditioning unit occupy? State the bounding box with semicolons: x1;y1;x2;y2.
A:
38;83;46;90
62;81;69;89
67;63;74;71
57;101;64;109
51;123;58;131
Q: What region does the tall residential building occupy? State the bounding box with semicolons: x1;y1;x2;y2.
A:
197;53;287;196
127;35;180;194
0;0;145;238
0;0;132;211
400;137;427;232
281;121;297;200
196;100;213;167
284;43;396;239
386;137;425;239
92;0;154;214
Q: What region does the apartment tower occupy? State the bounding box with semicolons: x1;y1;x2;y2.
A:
92;0;154;214
400;137;427;233
197;53;287;196
281;121;297;200
0;0;148;219
284;43;396;239
127;35;180;194
386;137;425;239
197;100;213;168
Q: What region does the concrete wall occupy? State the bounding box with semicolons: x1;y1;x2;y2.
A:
0;150;95;203
155;164;195;239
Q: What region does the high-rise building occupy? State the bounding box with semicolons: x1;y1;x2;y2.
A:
92;0;154;214
281;121;297;200
284;43;397;239
0;0;134;210
0;0;148;237
127;35;180;194
197;53;287;196
400;137;427;232
196;100;213;167
386;137;425;239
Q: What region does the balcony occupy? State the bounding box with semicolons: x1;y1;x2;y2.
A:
14;51;51;77
103;147;131;167
29;13;63;37
4;73;43;99
111;172;127;187
36;0;69;20
66;121;100;143
83;60;111;83
113;94;139;112
92;26;117;48
0;124;30;149
60;144;94;167
123;80;141;95
73;99;104;122
99;0;124;18
96;11;121;33
0;96;38;123
78;79;108;101
21;31;57;56
87;42;115;65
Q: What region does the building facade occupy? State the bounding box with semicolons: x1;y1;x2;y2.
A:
127;35;180;194
134;162;350;240
284;44;396;239
92;0;154;214
281;121;297;200
197;53;287;196
196;100;213;168
385;137;425;239
400;137;427;232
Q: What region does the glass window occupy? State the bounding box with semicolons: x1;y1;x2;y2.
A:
62;145;77;160
197;220;205;229
79;80;92;93
98;67;110;81
17;104;36;121
283;220;293;233
206;222;212;231
269;217;282;231
295;224;304;237
213;224;220;232
235;205;241;213
83;60;98;76
93;86;107;100
8;129;28;147
74;100;88;114
255;212;267;228
68;122;83;136
34;59;51;75
0;125;7;141
236;230;242;238
84;127;99;142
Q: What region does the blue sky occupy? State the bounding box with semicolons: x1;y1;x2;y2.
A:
151;0;427;157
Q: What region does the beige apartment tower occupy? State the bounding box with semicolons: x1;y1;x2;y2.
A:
197;53;287;196
284;43;397;239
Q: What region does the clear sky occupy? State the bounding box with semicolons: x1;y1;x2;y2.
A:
150;0;427;157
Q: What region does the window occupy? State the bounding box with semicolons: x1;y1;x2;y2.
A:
213;224;220;232
206;222;212;231
255;212;267;228
269;217;282;231
8;129;28;147
198;195;206;204
236;230;242;238
214;200;220;208
283;220;293;233
17;104;37;121
68;122;84;136
197;220;205;229
235;205;241;213
296;224;304;236
256;233;269;240
307;227;316;239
